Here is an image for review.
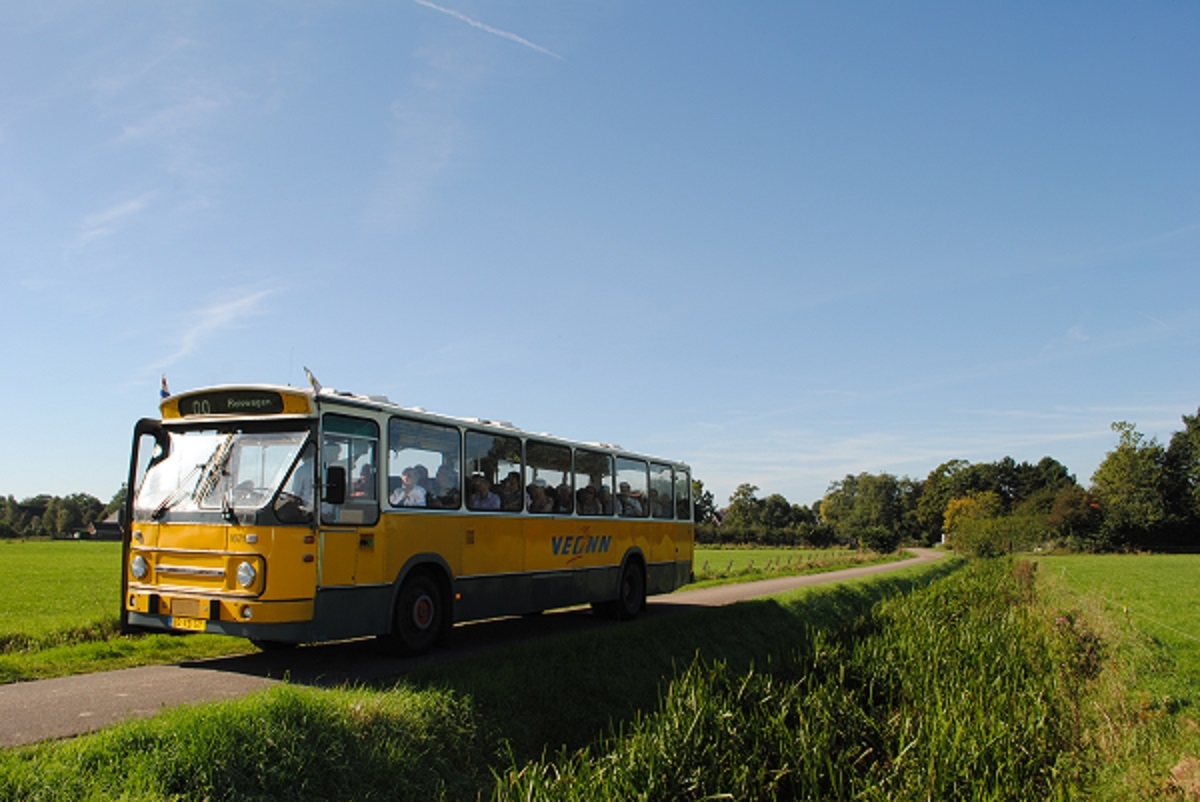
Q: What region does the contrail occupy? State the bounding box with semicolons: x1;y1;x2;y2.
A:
413;0;563;60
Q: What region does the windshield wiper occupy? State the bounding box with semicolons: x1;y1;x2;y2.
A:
151;464;202;521
192;434;236;505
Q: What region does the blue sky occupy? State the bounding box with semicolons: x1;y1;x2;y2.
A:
2;1;1197;509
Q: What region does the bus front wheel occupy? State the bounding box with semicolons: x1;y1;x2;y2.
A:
380;573;443;657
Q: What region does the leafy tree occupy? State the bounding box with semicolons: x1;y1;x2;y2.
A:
915;460;969;544
1047;484;1101;549
822;472;905;552
1090;421;1172;550
721;483;762;533
1165;408;1200;531
759;493;795;532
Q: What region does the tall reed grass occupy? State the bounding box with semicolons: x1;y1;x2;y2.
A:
495;559;1097;801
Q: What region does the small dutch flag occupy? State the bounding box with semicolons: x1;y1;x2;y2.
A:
160;375;171;399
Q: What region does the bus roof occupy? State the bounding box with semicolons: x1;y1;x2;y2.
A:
161;384;690;469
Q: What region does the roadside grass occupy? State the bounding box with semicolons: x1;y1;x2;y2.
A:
0;559;961;801
690;546;905;587
494;557;1097;800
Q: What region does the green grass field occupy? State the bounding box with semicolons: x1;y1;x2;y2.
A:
1040;553;1200;692
0;540;253;681
1;540;118;643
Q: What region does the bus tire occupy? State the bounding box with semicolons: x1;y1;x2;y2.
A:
614;559;646;621
380;572;443;657
594;560;645;621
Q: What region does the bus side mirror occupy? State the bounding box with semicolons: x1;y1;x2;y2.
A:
324;466;347;505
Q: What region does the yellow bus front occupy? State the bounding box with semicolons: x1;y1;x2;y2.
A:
124;388;329;643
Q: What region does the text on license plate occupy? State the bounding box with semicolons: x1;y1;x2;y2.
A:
171;616;208;633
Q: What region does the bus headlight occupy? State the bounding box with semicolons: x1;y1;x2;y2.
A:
131;555;149;580
236;561;258;589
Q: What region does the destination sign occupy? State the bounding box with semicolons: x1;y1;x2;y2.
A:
172;390;286;418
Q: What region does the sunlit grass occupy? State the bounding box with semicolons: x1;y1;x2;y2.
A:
690;546;905;587
1039;554;1200;692
1;540;119;645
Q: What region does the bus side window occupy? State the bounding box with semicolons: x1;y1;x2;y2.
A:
465;430;522;513
574;449;613;517
650;462;674;519
616;457;649;518
675;469;692;521
388;417;462;510
526;440;571;514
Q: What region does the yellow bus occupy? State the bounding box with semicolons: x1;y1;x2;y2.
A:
122;384;694;654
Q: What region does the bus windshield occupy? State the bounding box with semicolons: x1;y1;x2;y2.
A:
134;429;310;520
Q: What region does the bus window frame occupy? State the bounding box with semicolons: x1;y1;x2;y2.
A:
320;413;380;527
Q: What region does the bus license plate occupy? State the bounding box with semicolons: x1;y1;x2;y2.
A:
171;616;208;633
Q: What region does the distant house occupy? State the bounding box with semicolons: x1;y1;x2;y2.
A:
70;511;123;541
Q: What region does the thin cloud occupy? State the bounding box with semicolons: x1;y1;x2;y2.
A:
154;288;277;368
76;194;153;247
413;0;563;60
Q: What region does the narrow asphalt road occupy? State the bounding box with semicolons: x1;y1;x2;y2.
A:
0;549;944;748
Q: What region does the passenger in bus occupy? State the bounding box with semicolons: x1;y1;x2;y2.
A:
352;464;375;499
431;464;460;508
618;482;644;517
413;464;436;497
555;482;574;514
500;471;523;512
469;475;501;510
389;467;427;507
577;485;603;515
527;481;554;513
649;488;671;518
598;485;617;515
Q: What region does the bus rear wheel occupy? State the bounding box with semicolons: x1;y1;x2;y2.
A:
379;573;443;657
594;560;645;621
615;560;646;620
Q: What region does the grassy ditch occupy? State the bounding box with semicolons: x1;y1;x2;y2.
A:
495;558;1102;800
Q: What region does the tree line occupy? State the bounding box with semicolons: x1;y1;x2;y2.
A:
697;406;1200;555
0;489;124;539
